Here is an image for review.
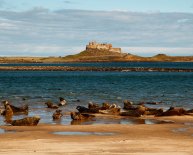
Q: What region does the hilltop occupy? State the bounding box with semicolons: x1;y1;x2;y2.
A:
0;42;193;63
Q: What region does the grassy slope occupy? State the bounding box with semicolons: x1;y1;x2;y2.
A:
0;50;193;63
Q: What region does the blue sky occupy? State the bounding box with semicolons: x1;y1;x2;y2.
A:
0;0;193;56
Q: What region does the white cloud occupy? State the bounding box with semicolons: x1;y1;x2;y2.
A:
122;47;193;56
0;9;193;56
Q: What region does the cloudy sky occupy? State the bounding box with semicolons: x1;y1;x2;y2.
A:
0;0;193;56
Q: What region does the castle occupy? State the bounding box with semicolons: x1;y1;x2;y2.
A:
86;41;121;53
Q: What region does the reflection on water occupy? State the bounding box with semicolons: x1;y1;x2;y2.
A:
70;117;174;125
0;128;15;134
53;131;115;136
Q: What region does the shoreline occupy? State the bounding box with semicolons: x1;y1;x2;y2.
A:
1;66;193;72
0;115;193;154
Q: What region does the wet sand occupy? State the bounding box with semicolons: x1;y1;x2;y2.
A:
0;115;193;155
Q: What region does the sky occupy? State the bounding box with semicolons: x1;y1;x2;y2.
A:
0;0;193;56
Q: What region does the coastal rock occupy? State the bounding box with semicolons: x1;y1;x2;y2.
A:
70;112;95;120
8;116;41;126
45;101;59;109
52;110;63;120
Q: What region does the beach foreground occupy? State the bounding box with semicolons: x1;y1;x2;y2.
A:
0;116;193;155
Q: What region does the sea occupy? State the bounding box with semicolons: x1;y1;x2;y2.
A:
0;62;193;125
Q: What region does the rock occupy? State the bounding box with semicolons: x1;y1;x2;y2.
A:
45;101;59;109
8;116;41;126
70;112;95;120
58;97;66;106
52;110;63;120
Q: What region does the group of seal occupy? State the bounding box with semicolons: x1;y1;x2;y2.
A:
69;100;193;122
1;100;40;126
1;98;193;126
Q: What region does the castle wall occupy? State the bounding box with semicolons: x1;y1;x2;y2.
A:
109;48;121;53
86;42;121;53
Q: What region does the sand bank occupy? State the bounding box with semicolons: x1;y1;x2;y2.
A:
0;116;193;155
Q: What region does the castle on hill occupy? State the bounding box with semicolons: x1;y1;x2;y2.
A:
86;41;121;53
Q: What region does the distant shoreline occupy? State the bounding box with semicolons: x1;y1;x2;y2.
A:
0;66;193;72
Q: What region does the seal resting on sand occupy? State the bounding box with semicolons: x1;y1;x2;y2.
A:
76;106;99;113
6;116;41;126
52;109;63;120
45;101;59;109
99;104;121;115
156;107;187;116
70;112;95;120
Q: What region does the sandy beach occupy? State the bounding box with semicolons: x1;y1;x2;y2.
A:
0;115;193;155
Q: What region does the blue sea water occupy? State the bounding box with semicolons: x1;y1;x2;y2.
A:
1;62;193;69
0;62;193;125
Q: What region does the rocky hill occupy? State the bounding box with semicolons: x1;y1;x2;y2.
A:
0;42;193;63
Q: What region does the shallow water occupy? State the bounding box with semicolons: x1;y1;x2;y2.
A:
53;131;115;136
0;62;193;125
0;128;15;134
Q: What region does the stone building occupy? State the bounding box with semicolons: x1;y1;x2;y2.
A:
86;41;121;53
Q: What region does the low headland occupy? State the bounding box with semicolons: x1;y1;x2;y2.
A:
0;42;193;63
